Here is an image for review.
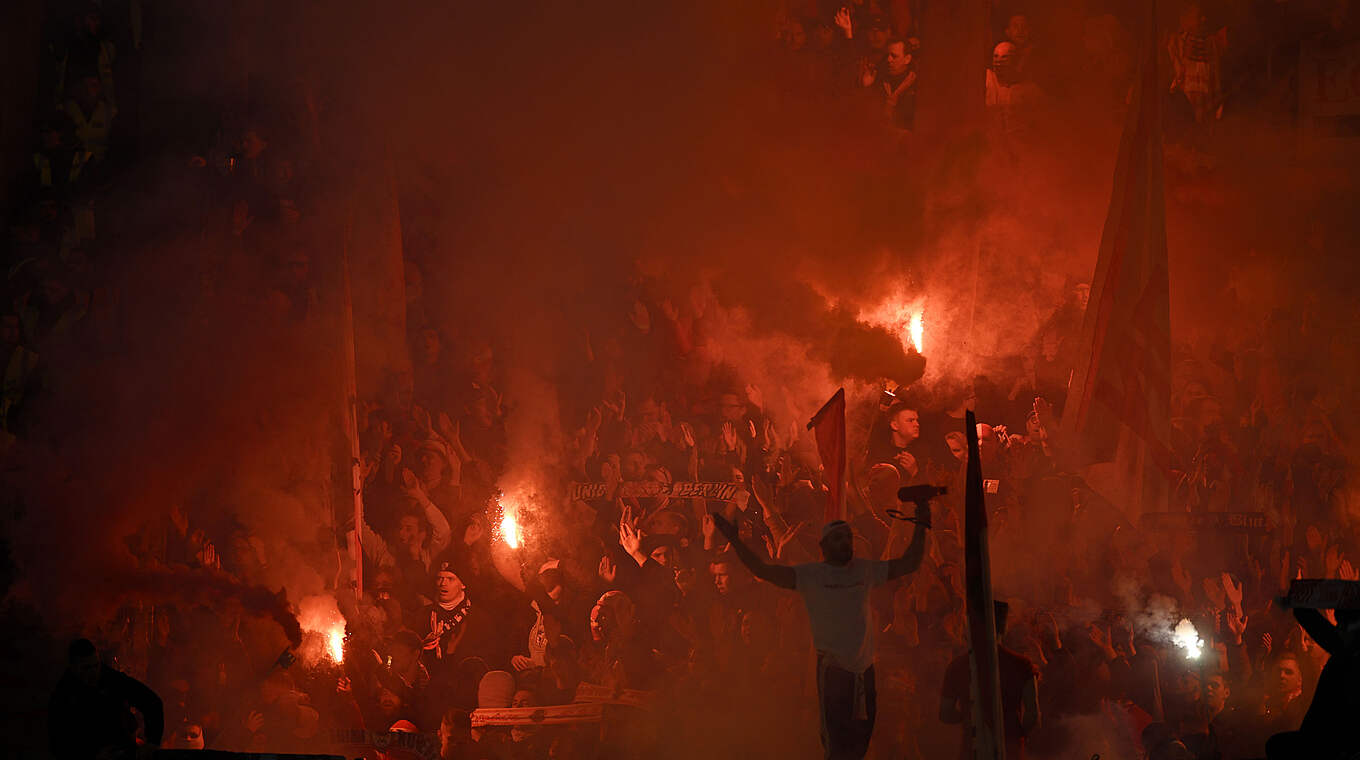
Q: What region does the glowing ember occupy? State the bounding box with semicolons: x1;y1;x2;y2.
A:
1172;618;1203;659
499;505;522;549
327;626;345;663
908;311;924;354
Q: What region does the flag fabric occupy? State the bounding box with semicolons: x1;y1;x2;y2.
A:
807;388;847;523
1060;3;1173;522
964;410;1005;760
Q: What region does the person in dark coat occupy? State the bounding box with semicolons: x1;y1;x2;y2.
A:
49;638;164;760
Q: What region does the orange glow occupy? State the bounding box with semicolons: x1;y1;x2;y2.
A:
298;595;347;666
908;311;924;354
498;502;522;549
327;626;345;663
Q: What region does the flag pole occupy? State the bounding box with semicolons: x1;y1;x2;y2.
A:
341;235;364;599
964;411;1005;760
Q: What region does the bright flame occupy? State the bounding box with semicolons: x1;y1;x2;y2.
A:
327;626;345;663
499;505;522;549
1172;618;1203;659
857;294;927;356
298;595;348;666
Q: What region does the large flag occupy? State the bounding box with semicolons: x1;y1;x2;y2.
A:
964;410;1005;760
1060;3;1173;522
807;388;847;523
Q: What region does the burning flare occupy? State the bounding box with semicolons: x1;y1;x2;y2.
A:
857;294;926;356
327;626;345;663
1172;618;1203;659
298;594;347;666
498;501;522;549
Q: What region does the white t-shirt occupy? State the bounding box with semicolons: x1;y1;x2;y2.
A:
793;558;892;674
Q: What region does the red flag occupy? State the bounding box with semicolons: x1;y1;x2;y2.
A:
807;388;847;523
964;411;1005;760
1061;4;1173;522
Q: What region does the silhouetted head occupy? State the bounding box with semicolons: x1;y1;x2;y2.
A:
866;15;891;49
820;521;854;565
67;638;100;687
439;708;472;757
590;591;635;643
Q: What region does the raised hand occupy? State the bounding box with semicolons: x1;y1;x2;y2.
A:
679;421;696;450
619;503;641;530
619;517;644;560
400;467;426;500
1261;632;1272;655
1222;571;1245;620
720;421;738;453
1087;623;1115;658
1227;610;1248;642
834;6;853;38
858;58;877;88
598;554;617;584
437;410;460;443
198;541;218;569
1340;558;1358;582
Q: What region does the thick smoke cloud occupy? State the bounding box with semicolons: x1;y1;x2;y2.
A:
5;0;1360;756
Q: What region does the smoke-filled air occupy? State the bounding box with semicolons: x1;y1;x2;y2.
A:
4;0;1360;759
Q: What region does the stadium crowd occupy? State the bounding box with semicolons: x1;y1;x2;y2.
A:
9;0;1360;759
